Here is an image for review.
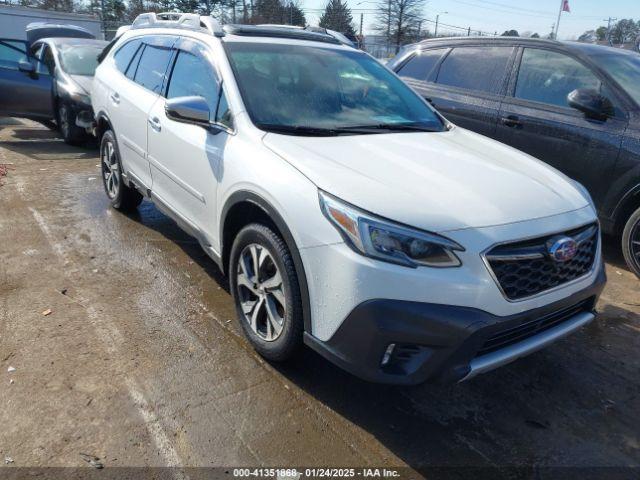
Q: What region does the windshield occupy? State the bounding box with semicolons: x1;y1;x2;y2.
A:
59;45;103;76
593;52;640;107
225;42;445;135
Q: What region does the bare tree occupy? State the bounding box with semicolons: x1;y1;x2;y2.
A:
375;0;425;54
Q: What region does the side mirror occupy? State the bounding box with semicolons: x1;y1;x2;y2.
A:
18;60;35;74
165;96;210;126
567;88;614;120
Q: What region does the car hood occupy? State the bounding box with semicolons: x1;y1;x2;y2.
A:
262;127;589;232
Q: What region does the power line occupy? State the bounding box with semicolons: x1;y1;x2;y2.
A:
447;0;607;20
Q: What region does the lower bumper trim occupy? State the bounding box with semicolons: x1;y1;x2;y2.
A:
306;266;605;385
461;311;595;382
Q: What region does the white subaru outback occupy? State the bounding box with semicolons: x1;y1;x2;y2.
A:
92;13;606;384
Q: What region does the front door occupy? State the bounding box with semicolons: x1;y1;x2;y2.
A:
495;47;627;208
147;38;232;245
0;40;53;119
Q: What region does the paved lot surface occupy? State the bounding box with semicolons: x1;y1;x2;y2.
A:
1;119;639;477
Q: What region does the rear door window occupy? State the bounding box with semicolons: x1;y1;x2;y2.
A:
436;46;513;94
515;48;601;108
114;39;142;74
396;49;446;81
133;43;173;94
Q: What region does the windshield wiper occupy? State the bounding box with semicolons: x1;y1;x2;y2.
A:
257;124;344;136
257;123;440;136
335;123;440;133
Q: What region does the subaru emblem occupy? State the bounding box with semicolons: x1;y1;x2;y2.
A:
548;236;578;262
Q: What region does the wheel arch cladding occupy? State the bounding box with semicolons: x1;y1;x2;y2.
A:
614;185;640;234
220;191;312;333
95;112;112;140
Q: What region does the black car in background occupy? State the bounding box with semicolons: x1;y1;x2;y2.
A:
389;37;640;278
0;27;106;145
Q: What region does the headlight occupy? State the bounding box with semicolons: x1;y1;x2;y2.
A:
573;180;595;209
319;191;464;268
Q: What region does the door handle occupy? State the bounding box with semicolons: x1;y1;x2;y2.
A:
148;116;161;132
109;92;120;105
501;115;523;128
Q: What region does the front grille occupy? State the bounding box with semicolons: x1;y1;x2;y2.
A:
485;223;598;301
475;299;593;357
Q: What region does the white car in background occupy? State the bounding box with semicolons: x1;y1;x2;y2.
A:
91;13;605;384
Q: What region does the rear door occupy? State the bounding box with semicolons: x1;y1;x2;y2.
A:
495;47;628;207
397;44;515;137
107;35;175;190
431;45;515;137
394;47;449;98
0;39;53;119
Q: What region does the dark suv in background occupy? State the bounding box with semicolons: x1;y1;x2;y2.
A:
389;37;640;278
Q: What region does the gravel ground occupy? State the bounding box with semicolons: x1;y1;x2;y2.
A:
0;119;639;479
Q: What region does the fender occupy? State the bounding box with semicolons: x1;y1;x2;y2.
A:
220;190;312;333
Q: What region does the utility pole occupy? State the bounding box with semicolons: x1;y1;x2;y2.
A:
359;12;363;37
434;12;446;38
604;17;617;44
386;0;391;53
467;26;470;36
100;0;106;39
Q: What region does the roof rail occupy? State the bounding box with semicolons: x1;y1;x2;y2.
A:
225;24;342;45
130;12;224;37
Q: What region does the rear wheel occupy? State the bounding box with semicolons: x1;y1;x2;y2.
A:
100;129;142;211
57;101;86;145
229;223;303;361
622;206;640;279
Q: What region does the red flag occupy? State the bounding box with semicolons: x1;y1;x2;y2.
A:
562;0;570;13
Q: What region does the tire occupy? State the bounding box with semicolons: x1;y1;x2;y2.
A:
229;223;304;361
100;129;143;211
622;206;640;279
56;100;86;145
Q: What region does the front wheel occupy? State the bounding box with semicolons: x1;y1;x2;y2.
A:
57;101;86;145
622;206;640;279
229;223;304;361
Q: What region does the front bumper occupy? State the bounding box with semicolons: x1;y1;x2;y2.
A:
304;265;606;385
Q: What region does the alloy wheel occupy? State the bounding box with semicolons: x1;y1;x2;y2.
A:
101;139;120;199
236;243;286;342
631;218;640;269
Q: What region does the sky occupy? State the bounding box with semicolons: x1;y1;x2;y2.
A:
302;0;639;39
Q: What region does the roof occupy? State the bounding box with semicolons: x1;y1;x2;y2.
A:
563;40;640;57
415;36;561;48
125;13;351;47
411;36;639;58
